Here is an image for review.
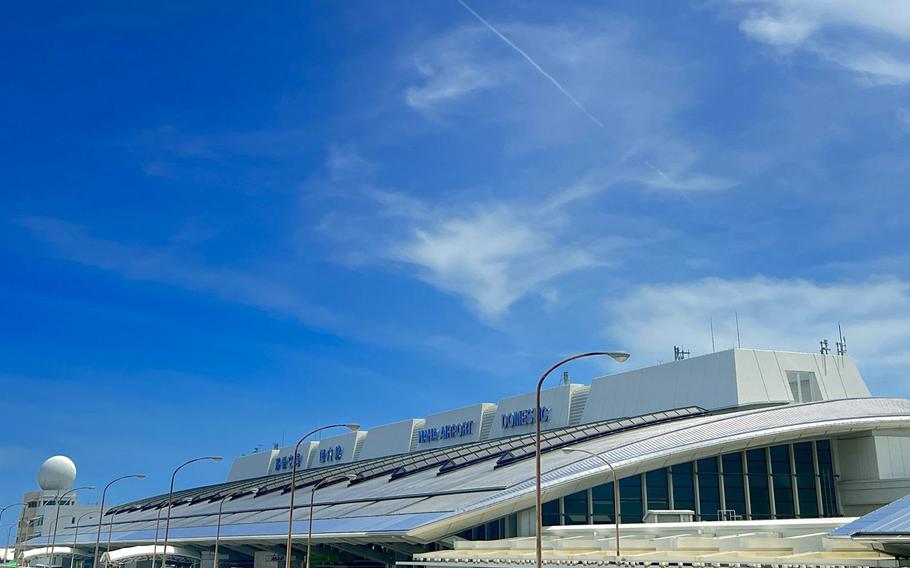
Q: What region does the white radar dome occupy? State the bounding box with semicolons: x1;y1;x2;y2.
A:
37;455;77;491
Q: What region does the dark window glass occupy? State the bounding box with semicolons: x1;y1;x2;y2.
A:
620;475;643;523
697;457;721;521
486;518;503;540
646;469;670;511
592;482;615;523
563;490;589;525
473;523;486;540
816;440;837;516
542;499;560;527
722;453;746;519
793;442;818;518
671;462;695;512
770;445;794;518
747;449;771;519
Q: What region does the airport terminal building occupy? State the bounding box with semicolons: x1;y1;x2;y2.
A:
23;349;910;568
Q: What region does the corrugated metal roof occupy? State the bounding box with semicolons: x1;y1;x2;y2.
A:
830;493;910;537
31;398;910;546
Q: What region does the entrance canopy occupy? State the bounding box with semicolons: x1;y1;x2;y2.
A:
21;547;73;561
101;545;199;566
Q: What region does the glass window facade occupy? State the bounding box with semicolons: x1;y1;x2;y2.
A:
817;440;838;516
793;442;818;518
463;439;841;539
457;515;517;540
645;469;669;511
620;476;643;523
671;462;696;512
541;499;560;527
592;482;615;523
563;490;589;525
747;448;771;520
786;371;821;403
697;457;721;521
770;445;795;518
721;452;746;520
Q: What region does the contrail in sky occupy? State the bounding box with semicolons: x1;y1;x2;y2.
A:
456;0;606;130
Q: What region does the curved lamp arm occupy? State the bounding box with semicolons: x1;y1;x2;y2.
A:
285;424;359;568
535;351;629;568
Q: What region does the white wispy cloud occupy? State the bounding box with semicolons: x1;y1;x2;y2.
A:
403;27;503;113
606;276;910;386
739;12;818;50
839;52;910;86
391;207;598;318
310;150;654;321
732;0;910;86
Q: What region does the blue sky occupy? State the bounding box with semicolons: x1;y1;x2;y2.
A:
2;1;910;510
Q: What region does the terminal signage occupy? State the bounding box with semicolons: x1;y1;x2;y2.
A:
319;445;343;463
274;452;302;472
417;420;474;444
501;406;550;429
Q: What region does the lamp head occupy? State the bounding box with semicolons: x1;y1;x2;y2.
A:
606;351;631;363
562;449;576;455
345;423;361;431
136;474;147;479
212;456;224;462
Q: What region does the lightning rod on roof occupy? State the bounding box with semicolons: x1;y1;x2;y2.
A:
710;318;716;353
735;311;742;348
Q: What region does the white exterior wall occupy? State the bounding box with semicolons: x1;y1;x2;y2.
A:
227;449;279;482
874;436;910;479
308;431;366;468
270;441;318;475
415;404;495;450
488;384;581;439
358;419;423;460
733;350;869;404
582;350;739;423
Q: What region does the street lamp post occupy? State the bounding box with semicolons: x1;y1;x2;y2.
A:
51;486;95;568
93;474;146;568
562;448;621;558
534;351;629;568
4;525;13;562
214;489;259;568
160;457;223;568
71;512;97;568
24;515;44;563
150;506;164;568
307;475;355;568
105;511;117;563
0;503;26;564
284;424;359;568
